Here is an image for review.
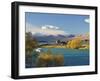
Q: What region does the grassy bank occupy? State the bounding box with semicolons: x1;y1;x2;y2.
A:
41;44;89;49
41;45;66;48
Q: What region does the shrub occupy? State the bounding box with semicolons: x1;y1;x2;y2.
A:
36;50;54;67
36;49;64;67
53;54;64;66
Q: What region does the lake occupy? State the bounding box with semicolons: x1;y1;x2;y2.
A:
42;48;89;66
26;48;89;68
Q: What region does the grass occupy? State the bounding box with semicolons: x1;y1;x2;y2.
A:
41;44;89;49
41;44;66;48
36;49;64;67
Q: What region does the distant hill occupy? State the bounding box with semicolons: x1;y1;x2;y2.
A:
26;31;89;44
74;34;89;41
32;33;75;43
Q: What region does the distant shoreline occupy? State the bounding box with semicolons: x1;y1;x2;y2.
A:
40;45;89;50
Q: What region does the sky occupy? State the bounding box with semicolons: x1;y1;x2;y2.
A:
25;12;89;36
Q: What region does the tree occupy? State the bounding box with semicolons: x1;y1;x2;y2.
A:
67;38;81;49
66;41;71;48
25;32;38;56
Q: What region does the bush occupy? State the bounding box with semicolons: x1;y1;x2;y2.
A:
54;54;64;66
36;50;54;67
36;49;64;67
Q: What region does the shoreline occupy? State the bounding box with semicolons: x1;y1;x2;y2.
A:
40;45;89;50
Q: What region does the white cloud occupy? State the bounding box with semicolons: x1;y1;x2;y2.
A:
41;25;59;30
84;18;90;23
55;27;59;29
26;23;67;36
41;26;47;30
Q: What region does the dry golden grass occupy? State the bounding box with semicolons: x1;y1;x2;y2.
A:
42;45;66;48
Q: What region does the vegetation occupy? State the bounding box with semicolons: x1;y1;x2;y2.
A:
66;38;81;49
25;32;38;56
25;32;39;67
25;32;89;68
66;36;89;49
53;54;64;66
36;49;64;67
42;45;66;48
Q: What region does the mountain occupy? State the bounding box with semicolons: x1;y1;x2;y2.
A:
74;34;89;41
32;33;75;43
27;31;89;44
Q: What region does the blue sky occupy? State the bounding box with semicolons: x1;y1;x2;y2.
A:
25;12;89;35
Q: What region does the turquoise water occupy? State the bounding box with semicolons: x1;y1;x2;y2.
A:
42;48;89;66
26;48;89;68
